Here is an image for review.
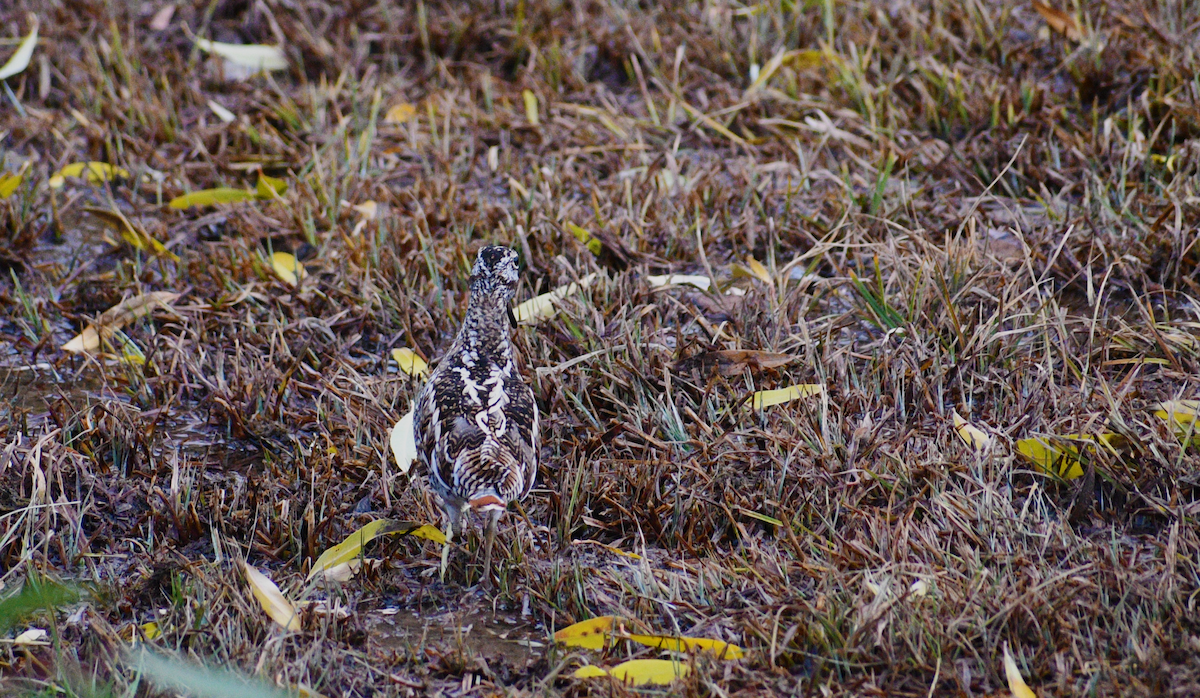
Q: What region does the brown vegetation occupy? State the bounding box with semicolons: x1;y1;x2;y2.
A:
0;0;1198;695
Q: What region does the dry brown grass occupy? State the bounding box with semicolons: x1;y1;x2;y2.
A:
1;0;1199;695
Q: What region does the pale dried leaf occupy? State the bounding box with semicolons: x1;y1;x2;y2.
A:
0;15;38;82
243;563;300;631
391;411;416;474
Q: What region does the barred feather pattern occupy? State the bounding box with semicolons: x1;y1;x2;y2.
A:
412;247;538;536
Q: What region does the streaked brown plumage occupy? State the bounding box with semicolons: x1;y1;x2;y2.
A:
412;246;539;583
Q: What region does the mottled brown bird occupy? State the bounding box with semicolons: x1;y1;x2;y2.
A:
412;246;539;583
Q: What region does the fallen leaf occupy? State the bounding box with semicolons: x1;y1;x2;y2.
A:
1154;399;1200;432
307;519;398;581
351;200;378;220
255;174;287;199
554;616;619;650
384;103;416;124
193;36;287;72
149;5;175;31
1003;643;1038;698
270;252;306;286
646;274;712;291
572;665;610;679
243;563;300;631
391;348;428;376
512;274;596;325
49;162;130;189
62;291;180;354
0;162;30;198
167;187;256;209
84;206;179;262
308;519;444;582
405;524;447;544
140;621;161;641
523;89;539;126
314;559;377;584
0;14;38;82
566;222;602;255
952;410;992;452
1014;433;1124;480
624;633;744;659
391;410;416;474
607;659;689;686
1031;1;1082;41
744;257;773;286
207;99;236;123
12;628;48;645
751;384;824;409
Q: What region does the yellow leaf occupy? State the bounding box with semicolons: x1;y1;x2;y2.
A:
391;348;428;376
140;621;161;641
352;200;378;220
0;14;38;82
307;519;398;581
84;206;179;261
952;410;992;452
1003;643;1038;698
646;274;712;291
1015;437;1081;479
751;384;824;409
1014;434;1122;480
255;174;287;199
554;616;619;650
607;659;689;686
193;36;287;71
384;103;416;124
167;187;256;209
49;162;130;189
523;89;539;126
270;251;306;286
0;173;21;198
745;257;773;286
625;633;744;659
512;274;596;325
62;291;180;354
1154;399;1200;430
566;222;602;255
243;562;300;631
13;628;48;645
573;665;609;679
789;49;829;70
1031;1;1082;41
405;524;447;544
0;162;30;198
391;411;416;474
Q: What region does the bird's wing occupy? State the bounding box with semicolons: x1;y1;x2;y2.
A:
503;374;539;499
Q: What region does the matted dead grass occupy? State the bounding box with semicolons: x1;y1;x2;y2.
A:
0;0;1198;696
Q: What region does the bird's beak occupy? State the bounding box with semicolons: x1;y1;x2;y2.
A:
507;307;518;328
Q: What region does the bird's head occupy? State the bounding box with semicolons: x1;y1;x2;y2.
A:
470;245;521;303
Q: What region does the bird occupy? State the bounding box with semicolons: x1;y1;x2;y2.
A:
412;245;539;584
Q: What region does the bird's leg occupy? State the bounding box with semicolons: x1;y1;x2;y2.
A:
440;506;461;583
480;509;502;587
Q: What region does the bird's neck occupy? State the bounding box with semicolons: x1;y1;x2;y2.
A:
455;292;513;361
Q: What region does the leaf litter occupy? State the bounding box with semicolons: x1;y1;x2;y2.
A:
0;0;1198;696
